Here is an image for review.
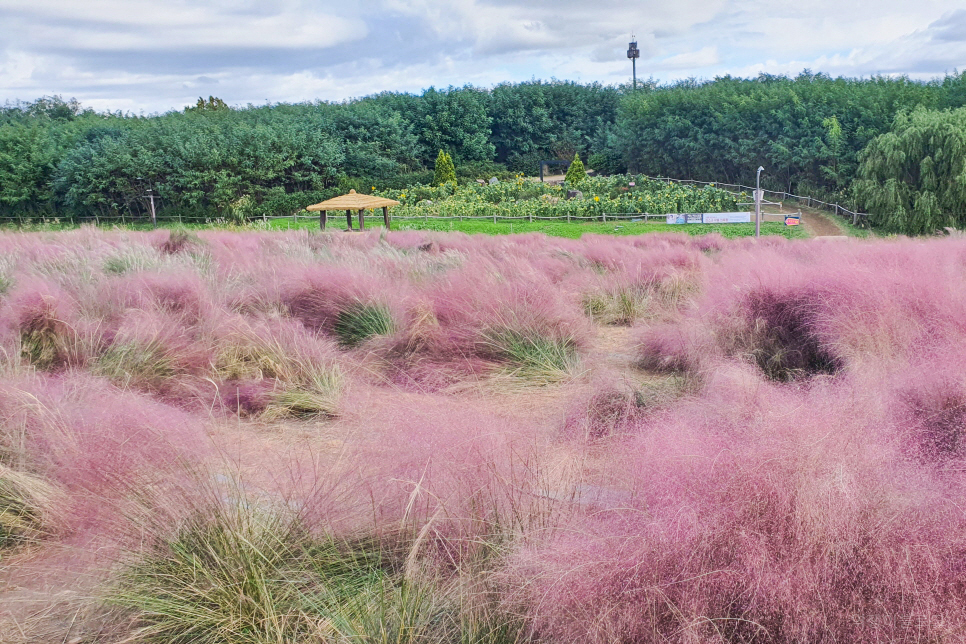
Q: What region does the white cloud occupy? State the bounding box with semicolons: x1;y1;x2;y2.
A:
656;46;720;71
4;1;367;51
1;0;965;112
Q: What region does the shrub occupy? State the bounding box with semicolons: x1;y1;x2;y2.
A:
561;383;639;440
433;150;457;187
893;359;966;460
103;247;162;275
212;324;337;384
564;152;586;185
518;381;966;643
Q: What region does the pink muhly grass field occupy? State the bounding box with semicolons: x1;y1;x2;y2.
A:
5;227;966;642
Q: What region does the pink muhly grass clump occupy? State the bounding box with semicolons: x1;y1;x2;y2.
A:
130;271;210;323
2;279;82;371
560;378;642;441
517;377;966;642
889;349;966;461
294;398;559;567
96;270;211;326
635;322;705;375
211;317;344;417
348;253;593;384
281;264;405;346
0;373;208;541
637;239;966;382
92;308;215;402
430;258;590;355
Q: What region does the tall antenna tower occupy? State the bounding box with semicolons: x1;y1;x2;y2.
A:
627;34;640;90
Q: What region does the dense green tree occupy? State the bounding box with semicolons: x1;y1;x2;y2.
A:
186;96;230;112
417;87;494;164
488;82;556;172
853;107;966;234
610;72;941;194
4;73;966;227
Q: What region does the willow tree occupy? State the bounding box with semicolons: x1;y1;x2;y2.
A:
853;107;966;234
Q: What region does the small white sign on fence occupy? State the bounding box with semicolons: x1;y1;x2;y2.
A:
666;212;752;224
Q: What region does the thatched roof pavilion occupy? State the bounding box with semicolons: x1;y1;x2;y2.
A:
306;189;400;231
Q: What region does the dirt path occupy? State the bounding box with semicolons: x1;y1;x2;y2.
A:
761;202;846;237
793;204;846;237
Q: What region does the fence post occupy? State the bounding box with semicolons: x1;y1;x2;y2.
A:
567;212;571;224
852;212;859;226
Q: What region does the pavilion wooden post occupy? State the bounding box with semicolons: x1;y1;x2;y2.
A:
358;209;365;231
346;210;353;230
319;210;327;231
383;206;390;230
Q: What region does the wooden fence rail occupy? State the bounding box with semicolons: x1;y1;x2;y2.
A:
0;176;871;228
639;174;870;226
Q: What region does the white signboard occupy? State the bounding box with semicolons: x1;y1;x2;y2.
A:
702;212;752;224
666;213;703;224
666;212;751;224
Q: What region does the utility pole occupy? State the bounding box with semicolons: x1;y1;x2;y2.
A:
627;36;640;90
755;166;764;239
145;188;157;228
138;177;158;228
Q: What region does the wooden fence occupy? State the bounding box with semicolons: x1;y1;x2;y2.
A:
0;175;870;228
638;175;870;226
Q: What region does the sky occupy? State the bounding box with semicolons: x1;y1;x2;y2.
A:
1;0;965;114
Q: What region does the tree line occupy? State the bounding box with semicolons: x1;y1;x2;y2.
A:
2;72;966;232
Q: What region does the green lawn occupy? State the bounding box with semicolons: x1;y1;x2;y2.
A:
268;217;809;239
0;216;808;239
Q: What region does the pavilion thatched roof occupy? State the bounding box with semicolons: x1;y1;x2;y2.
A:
306;189;400;211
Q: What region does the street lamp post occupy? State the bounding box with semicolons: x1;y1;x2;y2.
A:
627;37;640;91
755;166;764;239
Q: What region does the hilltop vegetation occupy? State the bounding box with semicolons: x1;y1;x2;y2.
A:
3;72;966;233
